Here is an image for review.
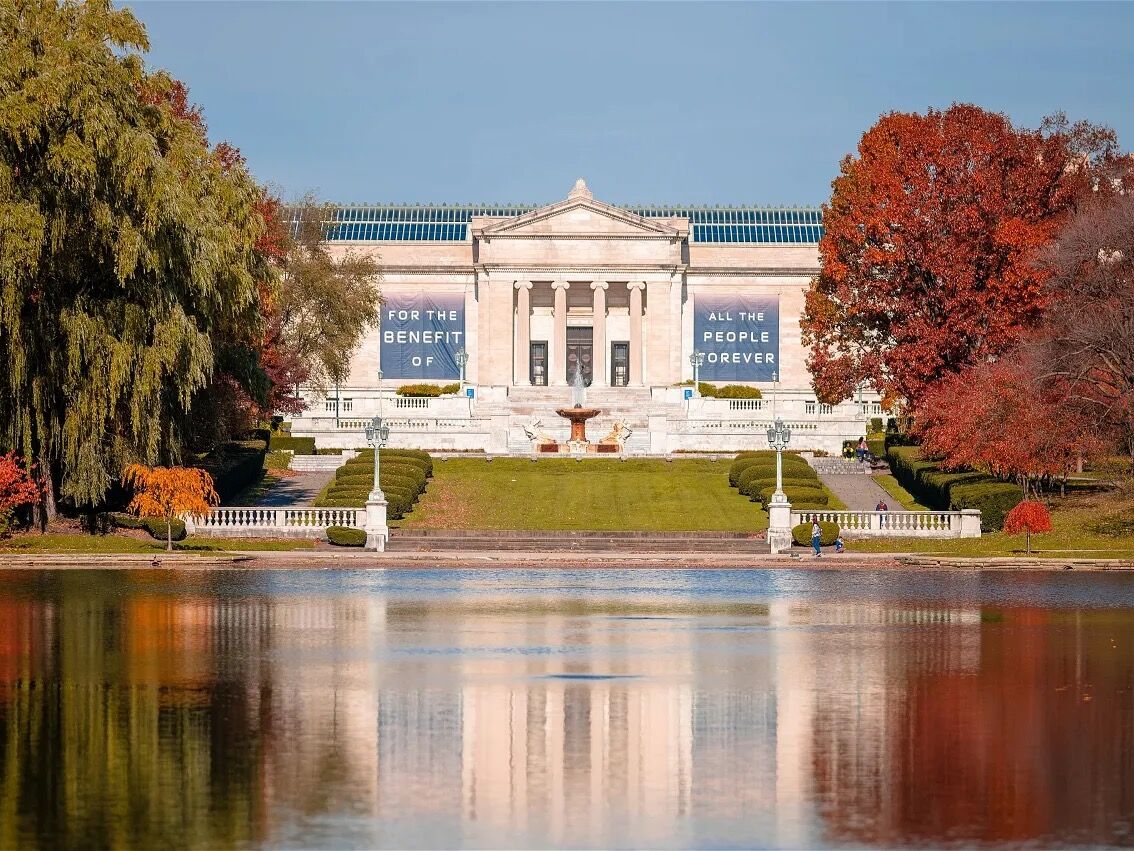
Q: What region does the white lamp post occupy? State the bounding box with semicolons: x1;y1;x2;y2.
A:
688;350;705;396
363;414;391;551
770;370;778;419
455;347;469;387
765;417;794;554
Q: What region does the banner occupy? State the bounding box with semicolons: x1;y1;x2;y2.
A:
693;292;779;381
380;292;465;379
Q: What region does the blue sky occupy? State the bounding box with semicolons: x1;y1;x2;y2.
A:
128;1;1134;207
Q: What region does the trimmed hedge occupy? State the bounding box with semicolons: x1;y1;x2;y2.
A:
867;438;886;460
887;445;1022;530
793;521;840;547
949;482;1024;532
739;476;823;498
756;485;828;508
197;439;267;504
268;434;316;454
729;455;812;487
327;526;366;547
111;513;187;542
395;383;461;397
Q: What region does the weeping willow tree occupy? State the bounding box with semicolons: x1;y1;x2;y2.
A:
0;0;267;517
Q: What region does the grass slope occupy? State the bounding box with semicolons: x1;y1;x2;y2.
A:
401;457;768;531
0;534;315;554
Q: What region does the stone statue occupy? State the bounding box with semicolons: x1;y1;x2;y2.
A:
601;421;632;445
522;417;555;444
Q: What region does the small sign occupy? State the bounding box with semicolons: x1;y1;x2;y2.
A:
466;387;475;399
684;388;693;400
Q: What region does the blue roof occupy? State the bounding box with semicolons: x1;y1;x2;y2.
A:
311;204;824;244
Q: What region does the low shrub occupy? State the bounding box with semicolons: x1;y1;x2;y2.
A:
707;384;763;399
335;473;374;487
110;513;187;542
326;526;366;547
756;485;828;508
353;449;433;478
866;438;886;460
267;434;316;454
869;417;884;435
792;521;840;547
395;383;461;397
887;445;1023;529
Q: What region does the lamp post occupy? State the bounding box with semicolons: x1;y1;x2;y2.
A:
455;346;469;387
765;416;794;555
770;370;778;419
363;414;391;551
688;350;705;396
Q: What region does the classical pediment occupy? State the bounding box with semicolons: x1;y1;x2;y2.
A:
473;180;686;240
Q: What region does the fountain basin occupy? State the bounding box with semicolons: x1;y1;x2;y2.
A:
555;407;601;444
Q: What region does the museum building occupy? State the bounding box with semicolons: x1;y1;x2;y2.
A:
289;180;881;455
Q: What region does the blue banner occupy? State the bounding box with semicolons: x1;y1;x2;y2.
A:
380;292;465;379
693;293;779;381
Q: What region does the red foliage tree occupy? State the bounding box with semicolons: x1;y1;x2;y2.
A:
0;454;41;536
1003;500;1053;554
801;104;1116;407
913;350;1104;494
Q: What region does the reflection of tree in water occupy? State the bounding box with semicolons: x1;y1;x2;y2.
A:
809;606;1134;847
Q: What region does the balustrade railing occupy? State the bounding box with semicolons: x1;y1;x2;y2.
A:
185;506;365;536
789;509;981;538
395;396;432;409
727;399;764;411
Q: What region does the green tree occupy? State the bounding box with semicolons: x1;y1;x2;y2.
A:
277;199;381;394
0;0;267;516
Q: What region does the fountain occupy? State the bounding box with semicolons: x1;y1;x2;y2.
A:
555;363;601;453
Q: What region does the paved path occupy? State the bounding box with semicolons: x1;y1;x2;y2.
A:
254;471;336;506
820;473;905;511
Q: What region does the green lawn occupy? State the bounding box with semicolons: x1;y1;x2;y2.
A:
401;457;768;531
872;474;930;511
846;492;1134;558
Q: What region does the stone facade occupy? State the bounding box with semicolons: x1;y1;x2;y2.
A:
292;180;883;454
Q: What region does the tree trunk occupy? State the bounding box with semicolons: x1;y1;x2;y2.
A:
166;518;173;552
1026;528;1032;555
35;453;57;533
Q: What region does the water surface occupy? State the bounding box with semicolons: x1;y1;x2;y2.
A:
1;568;1133;849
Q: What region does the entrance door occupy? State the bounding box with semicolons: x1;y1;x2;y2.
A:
530;341;548;386
565;327;593;385
610;342;629;387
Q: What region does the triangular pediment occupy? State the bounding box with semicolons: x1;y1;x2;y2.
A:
474;184;683;239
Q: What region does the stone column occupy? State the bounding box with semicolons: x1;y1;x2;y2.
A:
514;281;532;385
628;282;645;386
590;281;608;387
552;280;569;386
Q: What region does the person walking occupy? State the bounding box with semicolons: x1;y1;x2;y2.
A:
811;520;822;557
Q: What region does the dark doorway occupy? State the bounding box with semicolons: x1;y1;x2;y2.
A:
530;341;548;386
566;327;593;385
610;342;629;387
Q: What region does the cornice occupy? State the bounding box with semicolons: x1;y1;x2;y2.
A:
687;266;820;278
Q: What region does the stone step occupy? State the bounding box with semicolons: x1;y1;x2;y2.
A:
289;454;349;472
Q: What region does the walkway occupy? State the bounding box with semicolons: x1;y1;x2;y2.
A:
254;471;336;507
820;473;905;511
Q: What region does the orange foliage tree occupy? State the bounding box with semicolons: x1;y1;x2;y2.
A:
801;104;1116;407
122;465;218;550
1003;500;1053;554
0;454;40;537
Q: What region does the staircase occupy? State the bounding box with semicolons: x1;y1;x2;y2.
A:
288;453;350;472
387;529;770;553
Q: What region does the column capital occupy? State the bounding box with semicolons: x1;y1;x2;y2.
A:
627;281;646;291
514;280;533;290
589;280;609;291
552;280;570;291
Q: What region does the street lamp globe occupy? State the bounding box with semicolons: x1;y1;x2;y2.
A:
455;346;470;385
689;350;705;395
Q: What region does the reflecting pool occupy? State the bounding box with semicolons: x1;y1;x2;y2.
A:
2;568;1134;849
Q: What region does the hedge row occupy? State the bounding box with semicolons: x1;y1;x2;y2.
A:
268;434;316;454
887;446;1022;531
395;383;461;397
729;454;813;488
757;485;827;510
315;449;434;520
197;439;267;504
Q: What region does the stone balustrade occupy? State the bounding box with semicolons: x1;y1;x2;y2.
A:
789;509;982;538
184;506;365;538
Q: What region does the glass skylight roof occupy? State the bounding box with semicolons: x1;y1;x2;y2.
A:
305;203;823;244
